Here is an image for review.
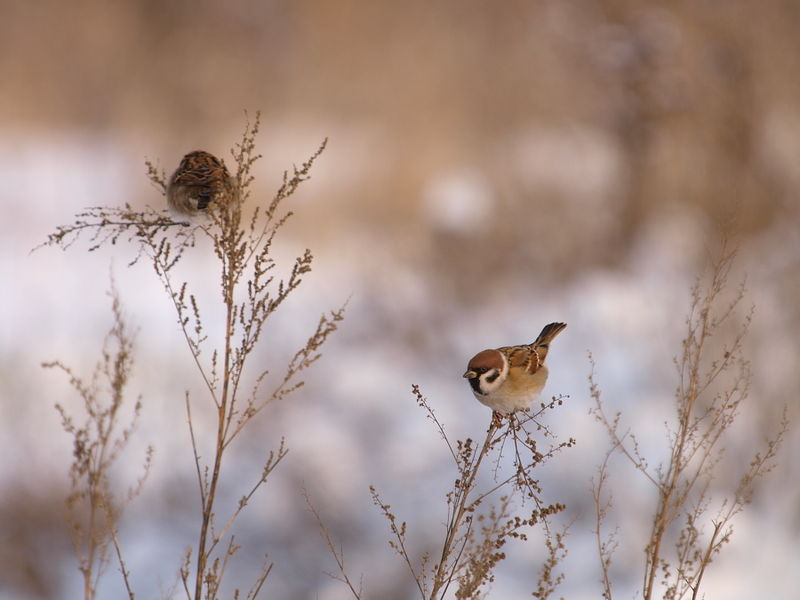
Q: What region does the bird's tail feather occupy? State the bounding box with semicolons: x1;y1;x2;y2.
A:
531;322;567;363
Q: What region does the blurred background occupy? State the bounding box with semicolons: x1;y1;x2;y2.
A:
2;1;799;598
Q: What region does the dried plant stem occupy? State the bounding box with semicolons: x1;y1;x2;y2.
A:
45;281;151;600
102;498;135;600
642;250;734;599
591;245;788;600
592;443;618;600
364;387;569;600
429;419;500;599
156;259;218;400
304;489;363;599
45;113;339;599
193;243;237;600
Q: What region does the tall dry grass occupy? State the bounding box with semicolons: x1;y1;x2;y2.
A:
42;119;787;599
590;245;788;600
43;114;343;599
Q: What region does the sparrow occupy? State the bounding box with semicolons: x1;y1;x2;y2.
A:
463;322;566;414
166;150;237;217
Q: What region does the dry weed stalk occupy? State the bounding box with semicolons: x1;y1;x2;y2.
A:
315;385;572;599
590;247;788;600
44;113;342;599
303;489;365;599
44;283;152;600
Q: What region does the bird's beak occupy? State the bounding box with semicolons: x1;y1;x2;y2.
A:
463;370;476;379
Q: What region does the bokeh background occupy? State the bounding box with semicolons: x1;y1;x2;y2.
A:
2;1;799;598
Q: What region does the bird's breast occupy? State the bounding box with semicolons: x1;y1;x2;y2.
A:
505;364;548;394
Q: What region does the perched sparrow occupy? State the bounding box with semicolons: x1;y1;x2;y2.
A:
166;150;237;217
463;322;566;414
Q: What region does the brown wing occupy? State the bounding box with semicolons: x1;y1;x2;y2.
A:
172;151;234;209
498;345;538;373
499;322;566;375
174;151;230;187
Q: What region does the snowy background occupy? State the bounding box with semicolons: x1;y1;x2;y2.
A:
2;2;799;599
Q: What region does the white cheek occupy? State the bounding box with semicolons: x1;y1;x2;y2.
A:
479;362;509;394
480;373;502;393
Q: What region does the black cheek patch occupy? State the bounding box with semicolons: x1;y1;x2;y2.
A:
197;192;212;210
485;371;499;384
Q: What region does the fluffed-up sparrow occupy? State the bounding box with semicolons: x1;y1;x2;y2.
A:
463;322;566;414
166;150;237;217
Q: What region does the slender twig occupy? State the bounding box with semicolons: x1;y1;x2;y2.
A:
304;489;363;599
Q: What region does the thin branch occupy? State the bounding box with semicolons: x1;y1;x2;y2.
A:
303;488;364;599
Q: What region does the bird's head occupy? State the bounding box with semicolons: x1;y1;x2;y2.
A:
463;349;508;396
